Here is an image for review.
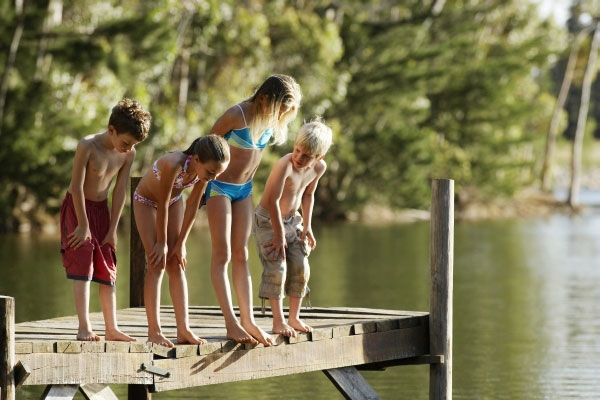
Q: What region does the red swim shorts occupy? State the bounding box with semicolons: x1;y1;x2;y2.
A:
60;192;117;286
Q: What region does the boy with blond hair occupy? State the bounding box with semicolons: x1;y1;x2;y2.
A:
253;118;332;337
60;98;151;341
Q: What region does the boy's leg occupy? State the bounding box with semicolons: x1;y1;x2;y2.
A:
230;196;273;346
288;295;312;333
164;201;205;345
269;297;296;337
133;201;173;347
206;196;257;344
72;280;100;341
286;237;312;333
98;284;135;341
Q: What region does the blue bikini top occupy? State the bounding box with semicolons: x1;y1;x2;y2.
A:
224;104;272;150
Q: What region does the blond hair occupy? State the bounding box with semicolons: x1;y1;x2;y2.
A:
247;74;302;145
295;117;332;156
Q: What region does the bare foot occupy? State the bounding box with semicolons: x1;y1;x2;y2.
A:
147;331;174;347
226;322;258;345
288;318;312;333
177;328;207;345
242;320;274;346
105;328;136;342
272;320;297;338
77;328;101;341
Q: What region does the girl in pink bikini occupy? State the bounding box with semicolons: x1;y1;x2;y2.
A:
134;135;230;347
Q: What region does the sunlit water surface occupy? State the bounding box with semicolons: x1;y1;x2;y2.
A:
1;210;599;399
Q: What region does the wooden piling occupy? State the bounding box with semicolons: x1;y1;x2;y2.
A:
1;296;15;400
129;177;151;400
429;179;453;400
130;177;146;309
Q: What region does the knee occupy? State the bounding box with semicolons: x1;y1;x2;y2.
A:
211;247;231;267
231;246;248;265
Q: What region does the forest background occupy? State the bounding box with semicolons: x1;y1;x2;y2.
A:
0;0;598;232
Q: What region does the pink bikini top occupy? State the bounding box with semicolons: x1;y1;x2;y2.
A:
152;155;199;189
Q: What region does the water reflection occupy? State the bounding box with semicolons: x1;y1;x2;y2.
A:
1;213;599;399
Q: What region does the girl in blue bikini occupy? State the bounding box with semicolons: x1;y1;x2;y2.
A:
207;75;302;345
134;135;230;347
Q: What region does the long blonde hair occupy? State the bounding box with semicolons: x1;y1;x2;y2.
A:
247;74;302;145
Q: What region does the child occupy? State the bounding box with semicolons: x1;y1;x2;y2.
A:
60;98;151;342
253;119;332;337
206;74;302;345
134;135;230;347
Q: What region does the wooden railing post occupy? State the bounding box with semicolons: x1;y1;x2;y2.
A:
1;296;15;400
429;179;453;400
130;177;146;308
129;177;151;400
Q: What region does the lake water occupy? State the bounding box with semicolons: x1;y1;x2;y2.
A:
1;210;599;399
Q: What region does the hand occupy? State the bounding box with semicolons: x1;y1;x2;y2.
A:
101;230;117;252
264;234;286;261
301;227;316;250
168;242;187;271
67;225;91;249
149;242;168;270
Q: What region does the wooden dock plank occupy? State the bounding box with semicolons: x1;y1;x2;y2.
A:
19;352;153;385
152;324;428;392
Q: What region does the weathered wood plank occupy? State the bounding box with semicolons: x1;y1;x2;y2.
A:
198;341;222;355
311;328;333;341
353;321;377;335
33;341;55;353
15;342;32;354
105;342;130;353
41;384;79;399
81;342;105;353
174;345;198;359
56;341;81;354
153;324;428;391
79;383;119;400
429;179;453;400
14;360;31;389
1;296;15;400
19;352;153;385
358;355;444;370
130;176;146;309
288;331;310;344
323;366;379;400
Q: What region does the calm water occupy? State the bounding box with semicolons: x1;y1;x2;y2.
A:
1;211;599;399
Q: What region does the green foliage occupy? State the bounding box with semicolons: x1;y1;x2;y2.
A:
0;0;566;230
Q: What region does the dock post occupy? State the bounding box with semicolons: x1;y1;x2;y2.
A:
130;177;146;309
1;296;15;400
129;177;151;400
429;179;453;400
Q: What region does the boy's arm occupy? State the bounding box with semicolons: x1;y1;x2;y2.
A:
149;157;179;270
102;149;136;250
67;140;92;249
300;160;327;250
168;180;207;269
262;156;291;260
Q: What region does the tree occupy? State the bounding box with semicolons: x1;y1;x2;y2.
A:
568;21;600;207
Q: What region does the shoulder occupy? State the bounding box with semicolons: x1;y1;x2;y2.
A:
212;104;245;134
270;153;293;177
156;152;184;172
76;135;95;154
314;159;327;175
124;147;136;163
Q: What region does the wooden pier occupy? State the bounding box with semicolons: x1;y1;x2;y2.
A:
1;179;454;399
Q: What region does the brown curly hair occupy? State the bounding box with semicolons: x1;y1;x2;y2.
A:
108;98;152;141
